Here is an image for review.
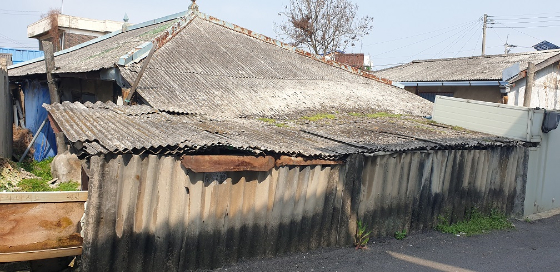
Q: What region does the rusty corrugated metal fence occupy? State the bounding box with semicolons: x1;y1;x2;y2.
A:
82;146;527;271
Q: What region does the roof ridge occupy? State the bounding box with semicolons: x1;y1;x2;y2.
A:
411;49;560;64
194;11;394;86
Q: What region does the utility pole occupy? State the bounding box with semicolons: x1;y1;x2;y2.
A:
524;62;535;107
482;14;487;56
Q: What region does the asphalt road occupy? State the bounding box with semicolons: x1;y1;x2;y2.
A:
219;213;560;272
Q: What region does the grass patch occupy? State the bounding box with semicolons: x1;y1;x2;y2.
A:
19;157;53;181
16;157;80;192
365;112;402;118
436;209;514;236
258;117;276;123
140;21;175;38
302;113;336;121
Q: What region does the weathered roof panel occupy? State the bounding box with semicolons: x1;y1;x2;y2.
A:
121;17;432;117
375;50;560;82
45;102;516;158
9;19;179;77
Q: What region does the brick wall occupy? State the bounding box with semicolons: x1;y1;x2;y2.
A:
63;32;98;49
334;53;364;68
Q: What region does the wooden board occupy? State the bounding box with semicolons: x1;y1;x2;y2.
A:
182;155;275;172
275;156;343;167
0;192;87;260
0;191;88;204
0;247;82;263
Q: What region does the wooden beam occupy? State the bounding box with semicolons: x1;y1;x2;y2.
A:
0;247;82;263
47;113;62;134
275;156;343;167
181;155;275;172
0;191;88;204
42;41;60;104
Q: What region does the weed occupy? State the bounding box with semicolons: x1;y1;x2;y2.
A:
258;117;276;123
355;220;372;249
524;217;533;223
55;181;80;191
302;113;336;121
15;157;80;192
436;208;514;236
394;230;407;240
18;178;51;192
348;112;363;117
365;112;402;119
275;123;289;128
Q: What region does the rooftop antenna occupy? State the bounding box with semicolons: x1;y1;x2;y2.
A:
61;0;64;13
504;35;517;55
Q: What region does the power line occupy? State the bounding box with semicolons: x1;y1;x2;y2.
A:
490;25;560;28
371;20;480;57
0;8;40;13
363;19;481;47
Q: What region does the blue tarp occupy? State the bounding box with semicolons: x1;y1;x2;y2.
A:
23;80;56;161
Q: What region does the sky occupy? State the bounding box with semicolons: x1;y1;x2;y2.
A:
2;0;560;70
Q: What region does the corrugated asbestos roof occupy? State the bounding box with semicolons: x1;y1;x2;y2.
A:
8;19;178;77
375;49;560;82
45;102;516;158
120;15;431;117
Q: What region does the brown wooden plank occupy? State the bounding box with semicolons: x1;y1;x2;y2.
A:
181;155;275;172
275;156;343;167
0;202;84;254
0;192;88;204
0;247;82;263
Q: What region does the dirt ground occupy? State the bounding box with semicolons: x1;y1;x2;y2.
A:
218;213;560;272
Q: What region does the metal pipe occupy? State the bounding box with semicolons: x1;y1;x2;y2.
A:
19;117;48;163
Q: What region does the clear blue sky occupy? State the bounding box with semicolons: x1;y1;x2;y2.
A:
2;0;560;69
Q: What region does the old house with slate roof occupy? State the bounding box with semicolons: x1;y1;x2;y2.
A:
376;50;560;106
9;2;530;271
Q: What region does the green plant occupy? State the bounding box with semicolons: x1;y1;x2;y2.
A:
55;181;80;191
355;220;372;249
436;208;514;236
18;178;51;192
258;117;276;123
302;113;336;121
365;112;402;119
394;230;407;240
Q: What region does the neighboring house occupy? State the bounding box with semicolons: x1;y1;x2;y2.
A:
27;13;123;51
375;50;560;104
333;53;373;70
9;3;530;270
0;47;44;65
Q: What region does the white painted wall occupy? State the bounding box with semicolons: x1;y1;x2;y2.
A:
508;62;560;110
433;96;560;217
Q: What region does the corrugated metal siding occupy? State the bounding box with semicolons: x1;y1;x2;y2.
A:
82;154;344;271
358;147;527;238
81;146;527;271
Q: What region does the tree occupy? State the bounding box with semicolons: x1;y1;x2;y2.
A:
276;0;373;56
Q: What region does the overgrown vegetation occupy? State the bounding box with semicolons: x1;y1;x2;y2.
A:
302;113;336;121
257;117;289;128
394;230;407;240
436;208;514;236
355;220;372;249
348;112;402;118
1;157;79;192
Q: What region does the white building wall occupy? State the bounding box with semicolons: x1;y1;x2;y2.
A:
508;62;560;110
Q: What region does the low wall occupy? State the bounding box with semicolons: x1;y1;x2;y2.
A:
81;146;527;271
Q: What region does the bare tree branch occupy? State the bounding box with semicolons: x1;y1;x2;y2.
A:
276;0;373;55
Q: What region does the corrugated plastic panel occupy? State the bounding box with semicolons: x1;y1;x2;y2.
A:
0;48;43;64
81;146;527;270
433;96;544;142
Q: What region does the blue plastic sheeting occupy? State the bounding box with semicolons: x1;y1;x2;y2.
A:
23;80;56;161
0;47;44;64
